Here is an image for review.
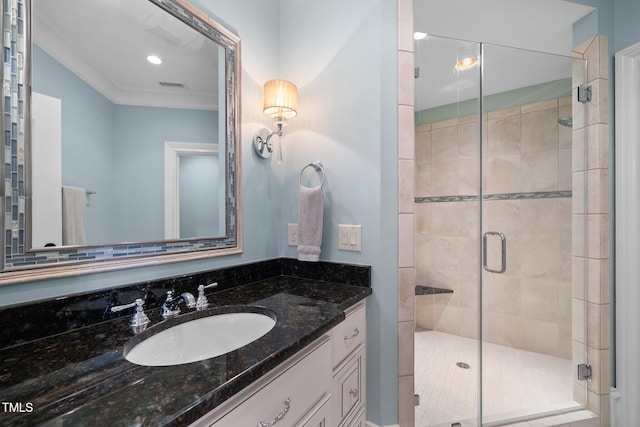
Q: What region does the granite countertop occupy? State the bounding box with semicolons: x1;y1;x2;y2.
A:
0;276;371;427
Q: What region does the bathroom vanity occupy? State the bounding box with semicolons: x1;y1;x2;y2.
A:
0;259;371;426
196;301;366;427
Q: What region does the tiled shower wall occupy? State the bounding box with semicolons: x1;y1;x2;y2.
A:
414;97;574;359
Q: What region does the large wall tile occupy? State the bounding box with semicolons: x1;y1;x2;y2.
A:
521;318;559;356
488;114;521;156
431;160;459;195
521;108;560;153
522;278;560;323
485;154;521;194
521;150;559;192
483;274;522;316
484;312;523;348
432;126;459;162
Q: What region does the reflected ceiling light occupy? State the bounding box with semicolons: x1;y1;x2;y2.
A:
147;55;162;65
455;56;478;71
413;32;427;40
253;79;298;161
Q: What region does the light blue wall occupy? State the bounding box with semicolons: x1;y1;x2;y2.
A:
572;0;640;52
614;0;640;51
278;0;398;424
112;105;216;242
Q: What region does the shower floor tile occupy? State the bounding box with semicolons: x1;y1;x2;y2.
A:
415;331;578;427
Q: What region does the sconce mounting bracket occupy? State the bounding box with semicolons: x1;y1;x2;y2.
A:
253;128;273;158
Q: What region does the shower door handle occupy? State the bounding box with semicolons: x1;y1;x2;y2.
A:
483;231;506;274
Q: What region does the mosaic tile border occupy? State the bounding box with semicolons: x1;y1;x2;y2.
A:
0;0;240;270
415;190;572;203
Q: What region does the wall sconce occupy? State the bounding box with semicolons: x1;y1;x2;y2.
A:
253;79;298;159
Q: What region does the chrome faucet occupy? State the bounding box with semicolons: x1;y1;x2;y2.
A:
161;290;196;318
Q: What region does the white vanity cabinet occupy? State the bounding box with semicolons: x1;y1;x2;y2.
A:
193;336;332;427
191;302;367;427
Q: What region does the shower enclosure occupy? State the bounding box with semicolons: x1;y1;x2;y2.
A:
413;35;589;426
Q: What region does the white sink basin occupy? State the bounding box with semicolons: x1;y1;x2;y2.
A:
124;307;276;366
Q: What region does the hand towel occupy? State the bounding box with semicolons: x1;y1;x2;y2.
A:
62;185;86;246
297;185;323;262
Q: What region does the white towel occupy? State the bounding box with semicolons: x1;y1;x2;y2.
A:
297;185;323;262
62;186;86;246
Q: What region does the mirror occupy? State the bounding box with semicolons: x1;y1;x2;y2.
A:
0;0;241;282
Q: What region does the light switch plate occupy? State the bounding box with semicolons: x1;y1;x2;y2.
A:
337;224;362;252
288;223;298;246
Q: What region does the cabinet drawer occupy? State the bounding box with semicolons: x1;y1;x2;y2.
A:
333;347;364;425
331;303;366;368
340;358;361;418
212;338;331;427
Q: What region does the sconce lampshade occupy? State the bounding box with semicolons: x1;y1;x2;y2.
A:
263;80;298;120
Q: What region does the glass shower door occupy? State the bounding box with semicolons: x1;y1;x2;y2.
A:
413;35;589;427
413;34;482;426
480;43;587;424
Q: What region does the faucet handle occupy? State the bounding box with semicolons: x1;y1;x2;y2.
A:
111;299;138;313
111;298;151;330
130;298;151;328
196;282;218;310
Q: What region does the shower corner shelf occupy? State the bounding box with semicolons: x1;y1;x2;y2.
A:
415;285;454;296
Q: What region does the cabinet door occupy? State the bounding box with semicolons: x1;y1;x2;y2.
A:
332;346;365;426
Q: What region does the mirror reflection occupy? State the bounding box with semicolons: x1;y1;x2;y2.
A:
30;0;226;247
0;0;240;278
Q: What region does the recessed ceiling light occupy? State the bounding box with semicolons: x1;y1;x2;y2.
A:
455;56;478;71
147;55;162;65
413;32;427;40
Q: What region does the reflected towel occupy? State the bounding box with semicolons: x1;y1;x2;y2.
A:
297;185;323;262
62;186;86;246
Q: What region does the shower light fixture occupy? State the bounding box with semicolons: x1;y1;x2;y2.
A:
253;79;298;160
455;56;478;71
414;32;427;40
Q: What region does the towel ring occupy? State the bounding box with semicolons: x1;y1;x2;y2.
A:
299;161;325;188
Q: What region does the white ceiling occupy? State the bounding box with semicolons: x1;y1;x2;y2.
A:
33;0;594;112
414;0;595;110
32;0;221;110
